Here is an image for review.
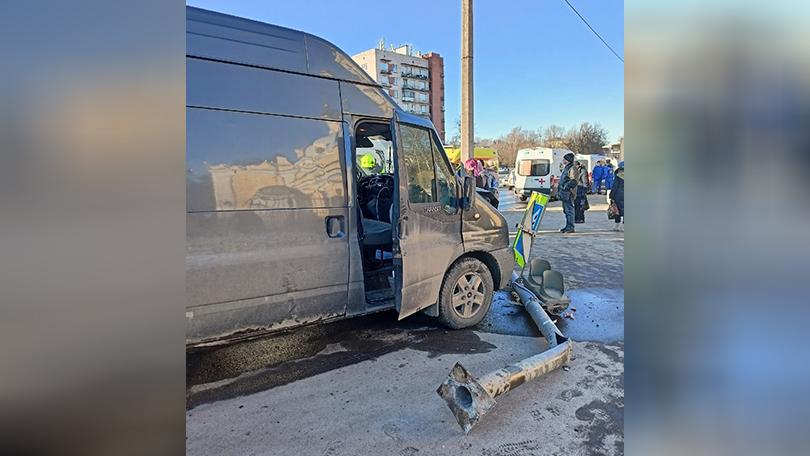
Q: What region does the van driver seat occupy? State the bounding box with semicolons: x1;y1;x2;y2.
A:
362;218;392;247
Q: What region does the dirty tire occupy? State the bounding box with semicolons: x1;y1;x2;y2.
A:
437;257;494;329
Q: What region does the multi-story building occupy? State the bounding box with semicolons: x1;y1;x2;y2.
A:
352;43;446;142
602;137;624;162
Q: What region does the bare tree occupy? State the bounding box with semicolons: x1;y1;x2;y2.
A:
475;136;493;147
448;117;485;147
563;122;608;155
477;122;609;167
492;127;542;166
448;117;461;146
541;124;567;148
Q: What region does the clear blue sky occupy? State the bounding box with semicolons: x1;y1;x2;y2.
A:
187;0;624;142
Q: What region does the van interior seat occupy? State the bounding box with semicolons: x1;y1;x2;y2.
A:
362;218;392;247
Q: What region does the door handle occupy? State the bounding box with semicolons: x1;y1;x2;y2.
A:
325;215;345;238
397;216;408;239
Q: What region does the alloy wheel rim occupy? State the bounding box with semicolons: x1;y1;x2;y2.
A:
451;272;485;318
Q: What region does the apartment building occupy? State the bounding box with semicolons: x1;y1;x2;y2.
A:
602;137;624;162
352;43;446;142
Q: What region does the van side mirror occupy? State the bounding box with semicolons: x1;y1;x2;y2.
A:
461;175;475;209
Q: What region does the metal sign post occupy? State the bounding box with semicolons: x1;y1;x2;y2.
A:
512;191;550;272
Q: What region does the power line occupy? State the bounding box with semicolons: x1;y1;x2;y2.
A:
561;0;624;63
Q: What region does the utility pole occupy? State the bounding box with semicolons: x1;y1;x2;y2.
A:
460;0;474;163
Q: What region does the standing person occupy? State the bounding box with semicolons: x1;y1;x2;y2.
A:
574;161;590;223
604;159;615;191
479;160;496;189
464;159;484;187
592;160;605;194
476;160;487;187
609;161;624;231
558;153;578;233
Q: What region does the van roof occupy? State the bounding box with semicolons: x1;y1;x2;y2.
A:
187;6;377;86
186;7;437;135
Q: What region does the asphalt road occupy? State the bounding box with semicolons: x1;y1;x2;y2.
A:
187;188;624;456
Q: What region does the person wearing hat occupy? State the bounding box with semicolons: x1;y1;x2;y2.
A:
609;161;624;231
558;152;579;233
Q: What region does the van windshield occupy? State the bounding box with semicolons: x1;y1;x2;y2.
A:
517;159;550;176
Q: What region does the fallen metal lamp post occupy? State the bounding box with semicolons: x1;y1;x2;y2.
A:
437;272;573;433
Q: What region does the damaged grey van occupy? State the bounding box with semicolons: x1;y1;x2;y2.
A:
186;7;514;346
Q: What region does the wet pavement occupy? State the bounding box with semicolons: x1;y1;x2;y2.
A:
186;188;624;455
187;312;497;408
481;288;623;344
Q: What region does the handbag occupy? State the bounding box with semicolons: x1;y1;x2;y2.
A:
583;196;590;211
607;201;618;219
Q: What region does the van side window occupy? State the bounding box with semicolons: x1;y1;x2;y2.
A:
399;124;435;204
430;133;457;212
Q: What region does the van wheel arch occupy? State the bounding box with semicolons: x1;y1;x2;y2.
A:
462;251;501;291
422;251;501;319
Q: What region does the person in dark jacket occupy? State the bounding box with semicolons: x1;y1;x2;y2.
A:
609;161;624;231
558;153;578;233
592;161;605;194
604;159;615;190
574;161;590;223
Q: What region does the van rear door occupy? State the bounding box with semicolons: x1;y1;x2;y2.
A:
517;157;551;190
392;117;463;319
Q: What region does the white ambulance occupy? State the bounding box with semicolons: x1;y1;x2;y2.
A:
513;148;576;201
513;148;569;201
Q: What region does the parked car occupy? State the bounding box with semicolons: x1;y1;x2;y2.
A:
186;6;514;346
498;167;510;187
506;169;516;190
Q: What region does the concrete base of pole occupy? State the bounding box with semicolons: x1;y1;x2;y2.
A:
436;275;573;433
436;341;571;433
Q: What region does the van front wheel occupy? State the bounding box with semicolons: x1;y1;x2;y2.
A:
437;258;494;329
